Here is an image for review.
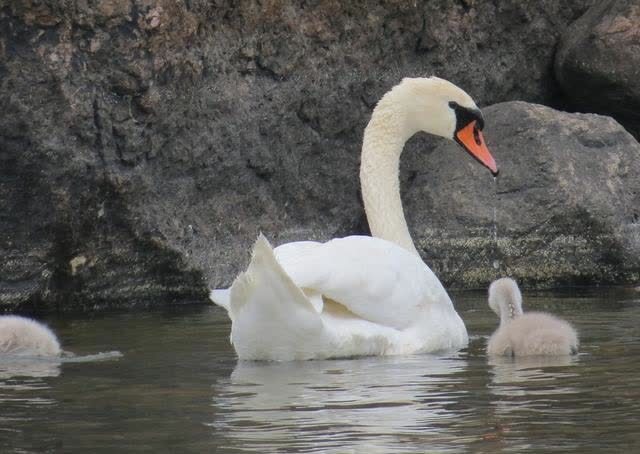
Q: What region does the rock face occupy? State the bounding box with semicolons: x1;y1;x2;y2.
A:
555;0;640;138
0;1;607;310
406;101;640;288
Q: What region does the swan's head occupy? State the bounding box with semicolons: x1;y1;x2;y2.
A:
488;277;523;322
387;77;498;176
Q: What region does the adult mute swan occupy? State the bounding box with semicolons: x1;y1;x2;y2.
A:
0;315;61;357
487;278;579;357
211;77;498;360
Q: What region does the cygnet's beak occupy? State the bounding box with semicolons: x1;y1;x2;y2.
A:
455;120;499;176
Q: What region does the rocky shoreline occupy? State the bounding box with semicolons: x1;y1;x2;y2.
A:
1;0;639;311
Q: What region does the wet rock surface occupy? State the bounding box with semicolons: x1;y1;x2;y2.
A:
555;0;640;138
4;0;632;311
407;101;640;288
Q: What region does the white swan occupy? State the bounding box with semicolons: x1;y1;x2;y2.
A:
486;278;579;357
0;315;61;357
211;77;498;360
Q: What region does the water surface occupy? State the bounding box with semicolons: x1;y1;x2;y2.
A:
1;289;639;453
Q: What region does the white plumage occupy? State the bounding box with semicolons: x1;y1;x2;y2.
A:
213;235;466;360
211;77;498;360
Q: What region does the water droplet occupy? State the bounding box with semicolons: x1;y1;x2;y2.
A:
491;178;500;270
492;207;498;243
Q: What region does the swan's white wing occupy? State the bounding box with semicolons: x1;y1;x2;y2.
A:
210;241;325;314
275;236;453;330
274;240;322;262
273;241;325;313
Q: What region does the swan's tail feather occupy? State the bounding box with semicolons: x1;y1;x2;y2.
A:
229;234;324;360
209;289;231;311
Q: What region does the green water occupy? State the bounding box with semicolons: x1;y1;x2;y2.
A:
1;289;639;453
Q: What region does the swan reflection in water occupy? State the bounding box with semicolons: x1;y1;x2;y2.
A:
211;354;470;452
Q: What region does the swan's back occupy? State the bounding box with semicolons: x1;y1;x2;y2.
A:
0;316;61;357
217;235;467;360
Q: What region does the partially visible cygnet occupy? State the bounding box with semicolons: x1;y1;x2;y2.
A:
0;315;61;356
487;278;578;357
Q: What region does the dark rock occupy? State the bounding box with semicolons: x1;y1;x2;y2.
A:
0;1;598;310
407;101;640;288
555;0;640;138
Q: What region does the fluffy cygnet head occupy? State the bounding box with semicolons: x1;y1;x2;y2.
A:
488;277;524;326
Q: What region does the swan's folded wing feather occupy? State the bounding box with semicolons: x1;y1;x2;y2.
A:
275;236;452;330
231;235;318;316
209;241;324;314
229;235;324;360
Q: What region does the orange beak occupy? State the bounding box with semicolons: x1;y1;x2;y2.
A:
455;121;498;176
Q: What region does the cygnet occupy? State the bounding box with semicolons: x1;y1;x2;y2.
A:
487;278;578;357
0;315;61;356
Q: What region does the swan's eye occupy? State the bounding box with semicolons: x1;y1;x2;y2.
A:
473;125;482;146
449;102;484;134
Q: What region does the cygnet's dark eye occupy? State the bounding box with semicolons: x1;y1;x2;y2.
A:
449;101;459;109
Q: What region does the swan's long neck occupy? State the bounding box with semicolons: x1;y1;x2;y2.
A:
360;99;419;256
